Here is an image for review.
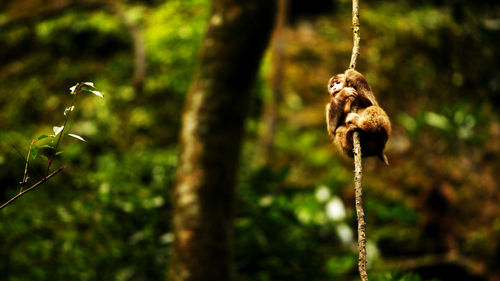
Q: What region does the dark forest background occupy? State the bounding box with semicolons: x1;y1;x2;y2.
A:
0;0;499;280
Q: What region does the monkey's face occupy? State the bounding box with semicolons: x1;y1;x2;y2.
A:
328;75;346;97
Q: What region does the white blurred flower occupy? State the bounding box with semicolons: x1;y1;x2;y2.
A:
326;196;346;221
315;185;331;202
160;232;174;244
336;223;353;244
366;240;380;268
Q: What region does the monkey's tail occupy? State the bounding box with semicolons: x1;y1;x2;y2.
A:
378;153;389;166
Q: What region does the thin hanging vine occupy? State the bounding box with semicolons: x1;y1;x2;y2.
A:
349;0;368;280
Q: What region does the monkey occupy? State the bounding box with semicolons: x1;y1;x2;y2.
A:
326;69;391;165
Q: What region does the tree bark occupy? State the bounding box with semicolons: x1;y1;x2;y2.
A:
169;1;276;281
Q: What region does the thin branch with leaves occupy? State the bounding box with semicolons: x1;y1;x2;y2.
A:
0;82;103;211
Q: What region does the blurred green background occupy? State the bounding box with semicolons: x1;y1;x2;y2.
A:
0;0;499;280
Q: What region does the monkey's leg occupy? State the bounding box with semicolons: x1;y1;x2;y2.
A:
357;106;390;134
335;125;355;157
356;106;391;164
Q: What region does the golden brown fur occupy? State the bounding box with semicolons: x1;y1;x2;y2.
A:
326;69;391;164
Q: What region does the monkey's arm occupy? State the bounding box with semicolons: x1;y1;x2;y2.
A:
326;87;357;137
344;69;378;107
326;102;340;137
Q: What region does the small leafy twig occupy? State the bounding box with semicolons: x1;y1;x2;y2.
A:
46;90;78;175
5;134;44;182
349;0;368;280
0;167;65;210
20;139;36;192
1;82;103;211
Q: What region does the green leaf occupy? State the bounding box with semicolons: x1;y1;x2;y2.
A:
81;86;93;92
67;133;86;142
52;126;64;137
39;144;54;149
37;134;49;141
79;82;103;97
30;147;38;159
56;151;65;156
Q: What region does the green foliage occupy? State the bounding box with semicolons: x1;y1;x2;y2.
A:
366;200;419;224
27;82;102;161
372;271;436;281
1;0;498;280
144;0;209;95
235;166;354;281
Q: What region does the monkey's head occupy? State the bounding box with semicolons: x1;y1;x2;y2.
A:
328;74;346;97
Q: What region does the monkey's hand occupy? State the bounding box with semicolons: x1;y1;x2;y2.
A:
335;87;357;103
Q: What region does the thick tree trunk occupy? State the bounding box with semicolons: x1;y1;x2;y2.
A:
169;1;276;281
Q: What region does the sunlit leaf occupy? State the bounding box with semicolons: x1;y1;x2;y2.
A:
64;106;75;116
67;133;86;142
69;83;79;94
52;126;64;136
83;82;95;88
90;90;104;98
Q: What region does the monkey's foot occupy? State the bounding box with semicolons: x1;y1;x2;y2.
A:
346;112;361;126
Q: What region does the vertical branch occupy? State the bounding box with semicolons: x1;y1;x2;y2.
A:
353;131;368;281
349;0;368;280
349;0;361;70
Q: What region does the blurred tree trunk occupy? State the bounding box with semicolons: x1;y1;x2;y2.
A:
169;1;276;281
260;0;287;164
109;1;146;94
